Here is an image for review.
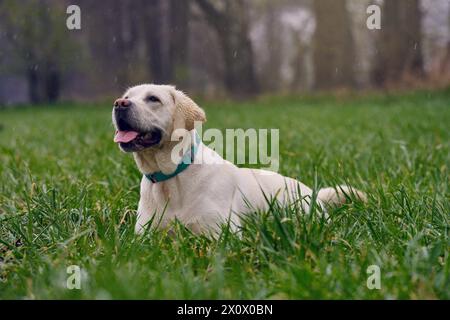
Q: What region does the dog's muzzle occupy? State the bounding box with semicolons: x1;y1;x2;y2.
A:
113;101;163;152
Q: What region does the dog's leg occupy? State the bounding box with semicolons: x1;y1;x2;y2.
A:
135;211;153;234
317;185;367;206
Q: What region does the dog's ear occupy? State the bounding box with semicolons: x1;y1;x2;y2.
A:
171;88;206;131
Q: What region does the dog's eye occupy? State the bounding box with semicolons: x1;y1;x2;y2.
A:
145;95;160;103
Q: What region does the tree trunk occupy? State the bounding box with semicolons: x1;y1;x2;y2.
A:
142;0;172;84
195;0;258;96
27;66;41;104
261;3;282;91
169;0;190;87
404;0;424;78
313;0;356;90
372;0;424;86
113;0;140;89
45;62;61;103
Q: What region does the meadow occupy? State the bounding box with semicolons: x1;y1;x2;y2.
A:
0;90;448;299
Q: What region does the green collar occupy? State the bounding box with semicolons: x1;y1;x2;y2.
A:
144;132;200;183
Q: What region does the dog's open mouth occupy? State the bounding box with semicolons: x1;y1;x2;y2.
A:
114;128;162;152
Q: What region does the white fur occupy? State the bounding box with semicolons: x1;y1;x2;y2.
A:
113;84;365;235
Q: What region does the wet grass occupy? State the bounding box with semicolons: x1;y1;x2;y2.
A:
0;89;449;299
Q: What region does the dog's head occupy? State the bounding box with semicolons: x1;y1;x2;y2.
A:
112;84;206;152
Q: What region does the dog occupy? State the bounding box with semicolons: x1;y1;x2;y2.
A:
112;84;366;235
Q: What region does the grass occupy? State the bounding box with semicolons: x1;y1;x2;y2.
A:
0;89;448;299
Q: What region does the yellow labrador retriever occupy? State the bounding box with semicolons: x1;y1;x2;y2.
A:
112;84;365;234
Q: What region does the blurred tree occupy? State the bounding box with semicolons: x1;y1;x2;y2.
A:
0;0;447;102
444;6;450;76
291;35;310;91
140;0;191;86
141;0;171;84
0;0;75;104
82;0;141;91
312;0;356;90
258;1;282;91
195;0;259;96
372;0;425;86
169;0;190;87
108;0;141;89
290;13;314;92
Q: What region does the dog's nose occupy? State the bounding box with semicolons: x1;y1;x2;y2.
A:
114;98;131;108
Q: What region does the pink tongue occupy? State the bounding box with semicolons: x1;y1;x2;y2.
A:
114;130;139;143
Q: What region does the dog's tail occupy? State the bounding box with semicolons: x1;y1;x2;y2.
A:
317;185;367;206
